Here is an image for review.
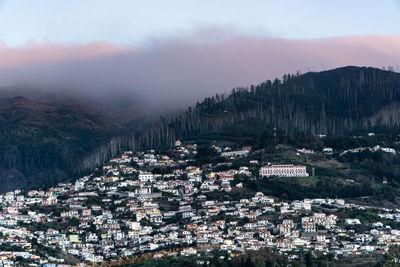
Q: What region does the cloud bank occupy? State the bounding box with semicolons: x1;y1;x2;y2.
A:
0;31;400;114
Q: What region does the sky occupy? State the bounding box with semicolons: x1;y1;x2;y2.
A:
0;1;399;111
0;0;400;46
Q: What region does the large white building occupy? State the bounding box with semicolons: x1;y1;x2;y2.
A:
260;165;308;177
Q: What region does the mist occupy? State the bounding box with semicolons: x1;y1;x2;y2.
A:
1;29;400;118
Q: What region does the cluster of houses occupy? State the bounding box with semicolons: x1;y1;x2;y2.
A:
340;145;396;156
0;142;399;265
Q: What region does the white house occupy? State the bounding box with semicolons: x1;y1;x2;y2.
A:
138;172;154;182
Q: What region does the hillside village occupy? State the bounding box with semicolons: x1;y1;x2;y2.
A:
1;141;400;266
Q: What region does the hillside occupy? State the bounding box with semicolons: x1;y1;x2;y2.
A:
2;66;400;192
0;96;122;192
80;67;400;172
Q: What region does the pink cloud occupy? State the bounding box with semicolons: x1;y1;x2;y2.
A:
300;35;400;67
0;33;400;110
0;40;130;68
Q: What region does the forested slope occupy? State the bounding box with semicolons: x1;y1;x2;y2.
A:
0;96;122;192
178;66;400;136
83;67;400;170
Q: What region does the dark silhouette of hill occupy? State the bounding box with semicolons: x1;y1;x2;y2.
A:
0;96;122;192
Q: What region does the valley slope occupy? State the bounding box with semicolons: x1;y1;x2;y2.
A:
0;96;122;192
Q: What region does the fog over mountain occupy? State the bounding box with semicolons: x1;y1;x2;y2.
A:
1;29;400;116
